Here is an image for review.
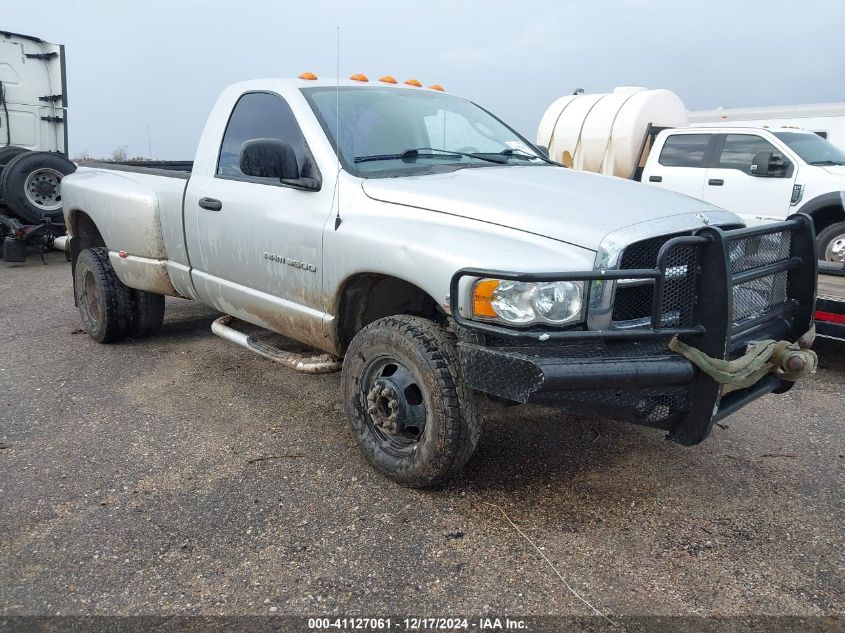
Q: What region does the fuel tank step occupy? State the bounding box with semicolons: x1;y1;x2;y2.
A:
211;315;342;374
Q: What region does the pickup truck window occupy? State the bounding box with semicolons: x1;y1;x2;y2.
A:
773;131;845;166
302;86;546;177
217;92;314;183
658;134;710;168
718;134;789;175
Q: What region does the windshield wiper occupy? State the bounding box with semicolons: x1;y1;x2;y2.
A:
496;148;557;165
354;147;507;164
809;160;845;166
464;148;557;166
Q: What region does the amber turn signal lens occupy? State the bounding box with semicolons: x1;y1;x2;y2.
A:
379;75;397;84
428;84;445;92
298;72;318;80
404;78;422;87
349;73;368;82
472;279;500;318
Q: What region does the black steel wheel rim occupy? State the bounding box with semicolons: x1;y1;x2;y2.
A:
360;354;428;456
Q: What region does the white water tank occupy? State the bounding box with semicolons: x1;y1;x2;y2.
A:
537;87;689;178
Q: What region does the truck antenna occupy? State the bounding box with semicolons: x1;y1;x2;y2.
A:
334;26;342;231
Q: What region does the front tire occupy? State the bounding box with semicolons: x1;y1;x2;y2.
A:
342;315;480;488
817;220;845;263
74;247;131;343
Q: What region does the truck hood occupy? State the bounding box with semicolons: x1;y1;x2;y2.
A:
819;165;845;177
361;166;727;251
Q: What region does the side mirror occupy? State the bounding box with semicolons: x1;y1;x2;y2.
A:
240;138;300;180
750;151;772;177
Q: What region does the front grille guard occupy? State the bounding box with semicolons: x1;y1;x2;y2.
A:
449;214;816;348
449;214;817;445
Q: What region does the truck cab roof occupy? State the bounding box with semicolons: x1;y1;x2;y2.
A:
662;126;816;136
225;76;449;95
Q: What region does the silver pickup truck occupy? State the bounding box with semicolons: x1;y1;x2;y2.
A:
61;76;818;487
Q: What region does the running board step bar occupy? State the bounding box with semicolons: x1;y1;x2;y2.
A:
211;315;342;374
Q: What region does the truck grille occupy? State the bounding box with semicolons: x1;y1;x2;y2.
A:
611;227;795;329
728;230;792;324
612;232;699;327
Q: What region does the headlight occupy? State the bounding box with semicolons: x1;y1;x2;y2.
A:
472;278;585;326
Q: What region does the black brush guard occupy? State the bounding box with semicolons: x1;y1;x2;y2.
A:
449;214;817;445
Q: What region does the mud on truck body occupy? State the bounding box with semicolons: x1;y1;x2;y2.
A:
61;76;819;487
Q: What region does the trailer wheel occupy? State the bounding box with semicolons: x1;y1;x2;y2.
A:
817;221;845;263
342;315;480;488
129;290;165;338
74;247;131;343
0;151;76;224
0;146;28;174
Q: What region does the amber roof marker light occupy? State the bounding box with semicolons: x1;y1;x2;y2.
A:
298;71;318;80
429;84;445;92
404;79;422;87
349;73;369;82
379;75;397;84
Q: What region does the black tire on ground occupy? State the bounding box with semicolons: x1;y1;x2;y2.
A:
341;315;480;488
816;220;845;263
73;247;131;343
0;151;76;224
0;146;28;172
129;290;165;338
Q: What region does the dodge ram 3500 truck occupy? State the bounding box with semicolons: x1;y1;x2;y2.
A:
62;76;819;487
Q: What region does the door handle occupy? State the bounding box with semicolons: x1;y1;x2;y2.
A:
198;197;222;211
648;175;662;182
707;179;724;186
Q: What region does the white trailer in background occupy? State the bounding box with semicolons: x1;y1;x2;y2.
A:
0;30;76;261
689;103;845;152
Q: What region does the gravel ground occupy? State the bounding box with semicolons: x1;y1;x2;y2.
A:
0;252;843;620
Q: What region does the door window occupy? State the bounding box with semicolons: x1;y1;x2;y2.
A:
217;92;314;183
718;134;789;176
657;134;711;167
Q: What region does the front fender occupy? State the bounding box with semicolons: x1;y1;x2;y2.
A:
322;196;597;318
797;191;845;217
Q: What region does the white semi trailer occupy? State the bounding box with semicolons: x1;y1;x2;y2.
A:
0;30;76;262
689;102;845;152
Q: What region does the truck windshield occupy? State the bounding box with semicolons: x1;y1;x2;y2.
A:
773;131;845;166
302;86;549;177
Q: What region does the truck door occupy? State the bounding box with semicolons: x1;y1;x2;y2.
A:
183;91;334;346
641;132;713;199
701;133;796;225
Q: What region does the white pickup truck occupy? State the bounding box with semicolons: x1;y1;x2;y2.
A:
640;127;845;262
61;76;818;487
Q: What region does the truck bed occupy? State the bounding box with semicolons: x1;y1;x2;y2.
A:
76;160;193;179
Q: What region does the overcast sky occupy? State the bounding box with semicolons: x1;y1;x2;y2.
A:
5;0;844;159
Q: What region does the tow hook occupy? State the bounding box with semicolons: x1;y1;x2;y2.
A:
669;326;818;395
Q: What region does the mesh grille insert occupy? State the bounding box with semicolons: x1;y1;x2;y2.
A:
729;231;792;325
612;233;698;326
